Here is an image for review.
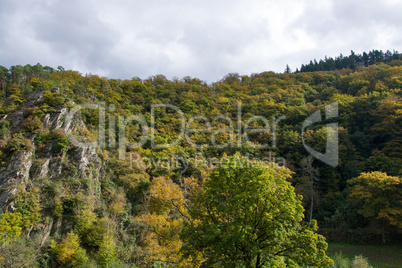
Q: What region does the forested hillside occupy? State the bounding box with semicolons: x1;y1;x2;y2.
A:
0;57;401;266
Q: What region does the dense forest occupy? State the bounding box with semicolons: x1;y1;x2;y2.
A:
0;52;401;267
297;49;402;72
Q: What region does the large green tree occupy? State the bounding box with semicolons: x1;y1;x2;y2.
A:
180;155;333;267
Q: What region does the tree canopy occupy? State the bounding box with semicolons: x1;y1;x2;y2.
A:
180;155;333;267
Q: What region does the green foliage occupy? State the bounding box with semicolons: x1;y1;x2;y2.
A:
180;155;333;267
7;133;35;152
43;90;66;107
0;60;401;264
331;252;352;268
22;115;43;132
348;172;402;228
74;207;103;247
98;234;117;265
52;196;64;218
0;235;42;267
51;231;89;267
0;121;10;139
0;211;23;245
53;134;70;153
348;172;402;243
13;184;42;229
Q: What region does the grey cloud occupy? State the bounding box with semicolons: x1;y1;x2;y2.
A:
1;0;401;82
31;1;120;71
289;0;402;43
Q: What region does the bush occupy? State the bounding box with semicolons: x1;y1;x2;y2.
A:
22;84;33;95
352;255;372;268
47;130;70;153
74;207;103;248
43;90;66;107
0;211;23;244
50;231;89;267
0;121;10;139
53;135;69;153
22;115;43;133
98;234;117;265
0;234;42;267
330;252;373;268
26;106;45;117
8;133;35;152
30;78;47;91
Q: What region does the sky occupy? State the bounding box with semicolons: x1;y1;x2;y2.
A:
1;0;401;83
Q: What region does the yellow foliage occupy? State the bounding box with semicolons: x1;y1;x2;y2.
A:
349;172;402;228
51;231;88;267
137;177;196;267
0;211;23;245
148;176;186;216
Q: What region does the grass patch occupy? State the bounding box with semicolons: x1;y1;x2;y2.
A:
328;243;402;268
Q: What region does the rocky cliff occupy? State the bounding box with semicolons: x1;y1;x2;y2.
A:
0;90;102;212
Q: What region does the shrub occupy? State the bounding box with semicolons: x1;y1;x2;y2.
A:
52;196;63;218
0;121;10;139
22;115;43;133
74;207;103;248
49;130;70;153
352;255;372;268
0;234;42;267
98;234;117;265
22;84;33;95
30;78;46;91
43;90;66;107
8;133;35;152
7;94;24;104
53;135;69;153
0;211;23;244
330;252;373;268
50;231;88;267
13;184;42;229
26;106;45;117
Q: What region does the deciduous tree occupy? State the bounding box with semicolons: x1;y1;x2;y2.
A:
180;155;333;267
348;171;402;243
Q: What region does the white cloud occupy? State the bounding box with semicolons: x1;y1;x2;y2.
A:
0;0;401;82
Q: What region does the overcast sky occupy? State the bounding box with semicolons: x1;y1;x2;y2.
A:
1;0;401;83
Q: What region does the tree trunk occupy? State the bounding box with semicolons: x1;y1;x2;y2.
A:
382;220;386;244
255;253;261;268
309;179;314;223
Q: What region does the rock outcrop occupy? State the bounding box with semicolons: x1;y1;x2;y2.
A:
0;90;102;210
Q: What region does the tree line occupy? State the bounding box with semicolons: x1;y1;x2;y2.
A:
297;49;402;72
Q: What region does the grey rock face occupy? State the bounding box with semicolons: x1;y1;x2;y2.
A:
0;91;102;209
